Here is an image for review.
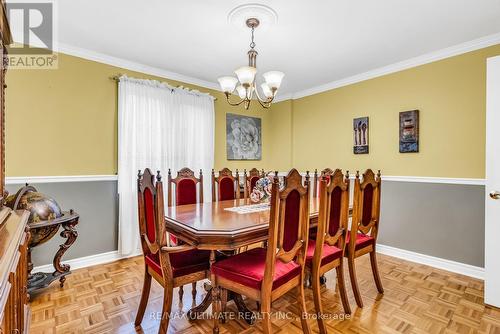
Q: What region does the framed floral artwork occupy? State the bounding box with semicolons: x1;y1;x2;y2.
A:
226;113;262;160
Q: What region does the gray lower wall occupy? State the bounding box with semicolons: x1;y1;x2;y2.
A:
7;179;485;268
6;181;118;268
378;181;485;267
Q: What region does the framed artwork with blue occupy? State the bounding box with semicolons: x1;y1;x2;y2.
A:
399;110;419;153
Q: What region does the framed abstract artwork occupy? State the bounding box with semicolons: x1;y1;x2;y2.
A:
226;113;262;160
353;117;369;154
399;110;419;153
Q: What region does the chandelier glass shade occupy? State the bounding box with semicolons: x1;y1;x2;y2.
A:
217;18;284;109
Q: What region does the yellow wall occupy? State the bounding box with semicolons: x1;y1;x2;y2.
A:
6;44;499;178
5;52;288;176
292;44;500;178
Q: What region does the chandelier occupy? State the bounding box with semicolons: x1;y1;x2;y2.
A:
217;18;284;110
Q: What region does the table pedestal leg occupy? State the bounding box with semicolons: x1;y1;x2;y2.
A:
232;293;256;325
187;250;256;325
187;289;212;320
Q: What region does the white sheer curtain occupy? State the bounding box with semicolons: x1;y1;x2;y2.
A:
117;76;215;256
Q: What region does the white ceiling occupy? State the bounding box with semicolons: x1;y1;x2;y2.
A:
55;0;500;97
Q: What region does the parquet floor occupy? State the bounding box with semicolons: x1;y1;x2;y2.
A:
29;253;500;334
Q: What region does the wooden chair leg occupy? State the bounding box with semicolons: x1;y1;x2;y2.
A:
212;285;221;334
220;288;228;323
311;269;327;334
336;260;351;314
135;269;152;327
179;285;184;301
191;282;197;300
370;251;384;293
298;275;311;334
260;297;272;334
158;284;174;334
347;256;363;308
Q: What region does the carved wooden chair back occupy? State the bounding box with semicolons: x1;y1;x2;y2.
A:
137;168;167;259
243;168;263;199
212;168;240;201
350;169;381;242
263;169;310;293
315;169;350;259
167;167;203;206
312;168;335;198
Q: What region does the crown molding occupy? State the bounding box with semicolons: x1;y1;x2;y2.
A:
29;32;500;103
273;92;294;103
57;43;221;92
291;32;500;100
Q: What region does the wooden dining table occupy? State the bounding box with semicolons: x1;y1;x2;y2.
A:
164;197;321;324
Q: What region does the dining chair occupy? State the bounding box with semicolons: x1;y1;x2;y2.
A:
243;167;264;199
212;168;240;201
312;168;335;198
211;169;312;334
167;167;204;300
345;169;384;308
310;168;336;241
307;169;351;333
135;169;211;334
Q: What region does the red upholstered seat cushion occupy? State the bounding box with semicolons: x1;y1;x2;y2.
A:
219;177;235;201
145;249;210;278
305;239;342;268
176;179;197;206
345;232;375;254
211;248;301;290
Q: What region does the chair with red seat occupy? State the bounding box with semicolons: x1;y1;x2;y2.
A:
243;167;264;199
167;167;204;300
307;169;351;333
310;168;335;240
345;169;384;308
135;169;211;334
211;169;312;334
212;168;240;201
168;167;203;206
312;168;335;198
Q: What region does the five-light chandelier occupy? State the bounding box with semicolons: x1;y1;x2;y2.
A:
218;18;284;110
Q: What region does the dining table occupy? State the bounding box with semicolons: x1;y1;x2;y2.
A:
164;197;322;324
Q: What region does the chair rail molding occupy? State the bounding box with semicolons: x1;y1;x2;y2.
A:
6;175;118;184
291;172;485;186
6;174;485;186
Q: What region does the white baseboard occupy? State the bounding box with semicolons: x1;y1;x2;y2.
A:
377;244;484;280
32;249;142;274
33;245;484;281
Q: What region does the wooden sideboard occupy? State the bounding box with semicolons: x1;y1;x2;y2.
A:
0;209;30;334
0;0;26;332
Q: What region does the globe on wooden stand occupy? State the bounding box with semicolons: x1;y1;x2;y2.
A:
6;185;79;294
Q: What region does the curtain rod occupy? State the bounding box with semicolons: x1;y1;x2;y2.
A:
110;74;217;101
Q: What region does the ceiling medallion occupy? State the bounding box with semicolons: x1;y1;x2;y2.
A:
218;5;283;110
